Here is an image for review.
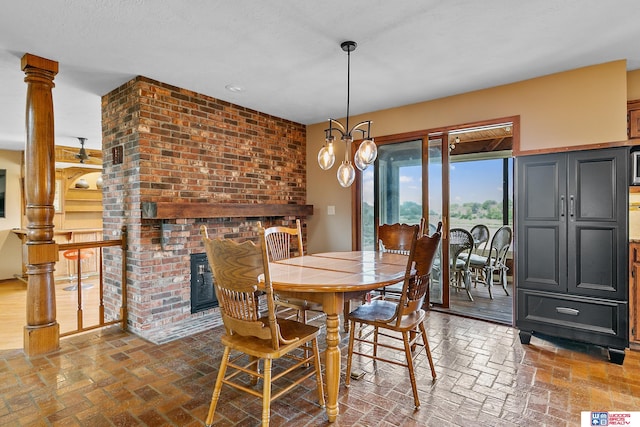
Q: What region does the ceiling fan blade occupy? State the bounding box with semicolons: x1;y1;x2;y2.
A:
75;137;90;163
75;148;89;160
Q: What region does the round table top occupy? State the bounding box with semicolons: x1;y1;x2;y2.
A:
267;251;409;293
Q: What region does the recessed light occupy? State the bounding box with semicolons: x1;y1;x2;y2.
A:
225;84;244;93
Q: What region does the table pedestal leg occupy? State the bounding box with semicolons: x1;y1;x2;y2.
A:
324;311;340;422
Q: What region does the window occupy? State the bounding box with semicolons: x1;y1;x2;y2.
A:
360;140;422;250
449;153;513;237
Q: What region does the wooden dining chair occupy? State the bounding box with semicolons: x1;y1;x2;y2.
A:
345;222;441;409
260;219;323;323
375;222;422;300
200;225;325;427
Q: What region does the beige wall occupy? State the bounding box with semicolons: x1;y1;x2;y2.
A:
0;150;23;280
628;69;640;100
306;60;629;254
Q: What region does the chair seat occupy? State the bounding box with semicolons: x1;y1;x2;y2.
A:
453;258;467;269
348;300;426;331
465;253;489;268
378;280;403;295
222;318;320;359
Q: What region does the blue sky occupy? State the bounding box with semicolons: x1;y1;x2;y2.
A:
362;159;512;205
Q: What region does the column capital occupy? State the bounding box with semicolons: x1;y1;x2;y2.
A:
21;53;58;74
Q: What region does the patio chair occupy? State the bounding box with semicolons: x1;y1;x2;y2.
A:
449;228;474;301
467;225;512;299
461;224;490;287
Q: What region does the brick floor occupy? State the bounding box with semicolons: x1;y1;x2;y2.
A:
1;311;639;426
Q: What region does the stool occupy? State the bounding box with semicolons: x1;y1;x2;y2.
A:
62;249;95;291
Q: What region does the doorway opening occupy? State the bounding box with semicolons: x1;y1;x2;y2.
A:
356;118;516;325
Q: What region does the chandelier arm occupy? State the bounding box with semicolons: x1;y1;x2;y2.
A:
325;119;347;137
349;120;373;138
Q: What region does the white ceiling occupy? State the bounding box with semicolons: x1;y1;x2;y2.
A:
1;0;640;152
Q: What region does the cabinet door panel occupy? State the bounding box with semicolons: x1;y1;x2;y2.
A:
571;152;619;221
520;225;563;290
568;148;627;299
571;226;616;292
522;160;563;220
516;154;567;292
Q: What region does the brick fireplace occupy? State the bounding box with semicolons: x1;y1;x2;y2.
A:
101;76;311;341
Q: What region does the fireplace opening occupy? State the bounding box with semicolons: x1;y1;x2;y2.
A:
190;253;218;313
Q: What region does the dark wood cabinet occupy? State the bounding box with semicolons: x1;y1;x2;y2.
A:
628;100;640;139
630;243;640;347
516;147;629;364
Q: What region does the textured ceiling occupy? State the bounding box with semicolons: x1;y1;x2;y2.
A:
1;0;640;152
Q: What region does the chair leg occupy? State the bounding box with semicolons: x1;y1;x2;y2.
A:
501;267;510;295
464;270;474;302
345;320;356;388
419;322;436;379
373;327;379;359
343;300;351;333
402;330;420;408
487;267;494;299
311;338;326;408
298;307;311;367
205;346;231;426
261;358;272;427
250;356;260;385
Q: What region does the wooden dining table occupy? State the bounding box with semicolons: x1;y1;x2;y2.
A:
267;250;409;423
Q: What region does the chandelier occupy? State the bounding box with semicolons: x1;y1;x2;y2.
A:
317;41;377;187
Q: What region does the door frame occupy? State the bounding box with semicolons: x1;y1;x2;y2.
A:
352;115;520;309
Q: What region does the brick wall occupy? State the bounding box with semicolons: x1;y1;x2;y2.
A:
101;76;307;338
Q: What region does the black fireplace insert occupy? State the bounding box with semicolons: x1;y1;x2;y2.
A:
190;253;218;313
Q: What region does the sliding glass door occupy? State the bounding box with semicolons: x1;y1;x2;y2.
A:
357;119;516;316
427;134;445;305
359;139;422;250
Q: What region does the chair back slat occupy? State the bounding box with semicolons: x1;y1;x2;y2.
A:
450;228;474;269
489;225;512;267
469;224;490;254
200;225;281;348
397;223;442;318
263;219;304;261
378;222;420;255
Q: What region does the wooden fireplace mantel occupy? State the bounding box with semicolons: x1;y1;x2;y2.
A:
141;202;314;219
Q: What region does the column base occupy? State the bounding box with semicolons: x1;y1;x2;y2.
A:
24;323;60;356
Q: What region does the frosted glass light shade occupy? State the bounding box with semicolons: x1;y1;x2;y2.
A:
337;161;356;187
355;138;377;165
354;153;368;171
317;144;335;170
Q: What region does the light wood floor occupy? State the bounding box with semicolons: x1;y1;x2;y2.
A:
0;277;101;350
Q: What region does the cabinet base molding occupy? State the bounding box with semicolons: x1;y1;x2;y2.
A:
518;329;626;365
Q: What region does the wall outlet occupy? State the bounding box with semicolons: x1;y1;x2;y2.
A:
327;205;335;215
